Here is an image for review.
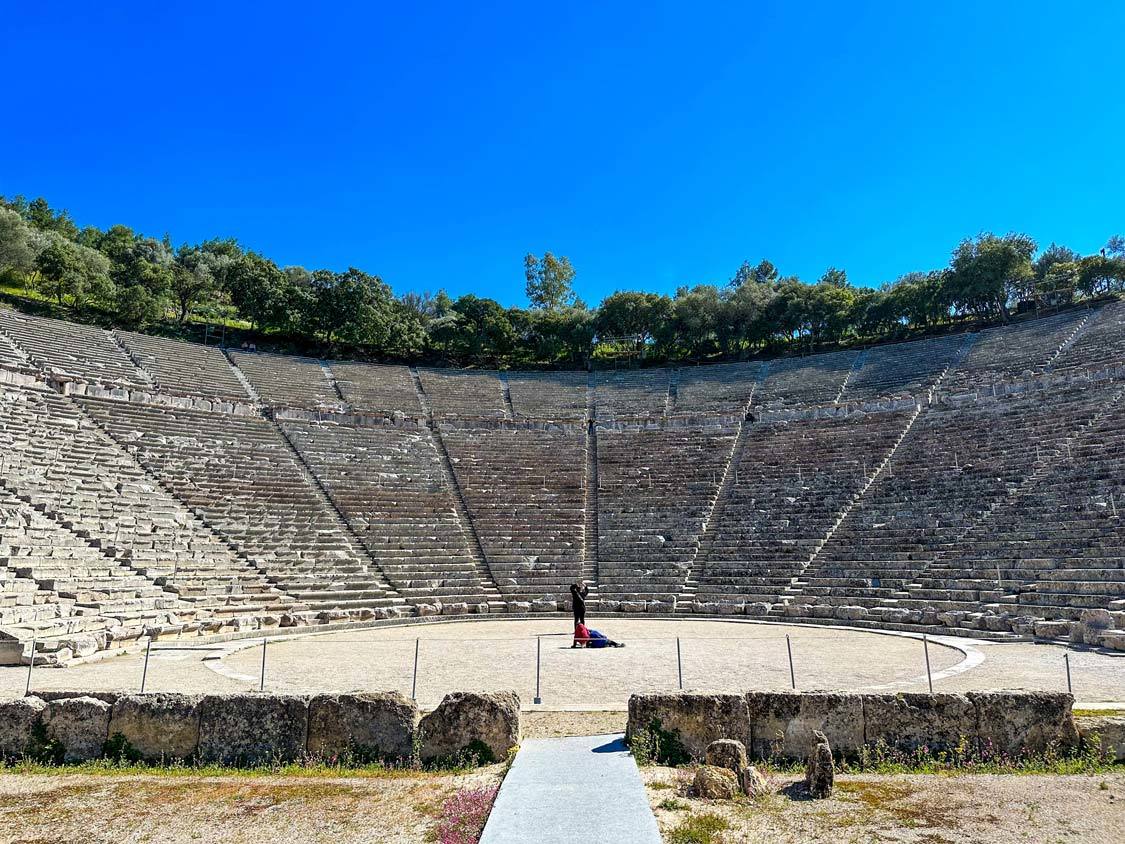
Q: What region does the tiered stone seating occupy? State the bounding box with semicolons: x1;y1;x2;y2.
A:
0;325;27;369
0;310;149;387
594;369;670;419
674;363;760;414
280;419;499;608
505;371;588;419
227;350;340;409
841;334;965;402
754;350;859;410
1051;301;1125;375
417;369;506;418
442;423;585;598
920;387;1125;619
694;411;911;605
0;490;96;643
116;331;250;401
941;309;1090;394
597;421;737;600
329;360;419;414
77;397;392;613
0;382;279;632
800;384;1111;611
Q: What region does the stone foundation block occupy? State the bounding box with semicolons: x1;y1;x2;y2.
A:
307;693;417;762
627;693;750;761
746;691;864;761
108;694;202;761
198;694;309;765
44;696;112;762
419;691;520;765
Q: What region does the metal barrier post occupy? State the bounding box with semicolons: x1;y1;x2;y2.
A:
411;638;420;700
923;634;933;693
534;636;542;704
1064;652;1072;694
140;637;153;693
259;638;267;692
676;637;683;690
24;635;36;697
785;634;796;690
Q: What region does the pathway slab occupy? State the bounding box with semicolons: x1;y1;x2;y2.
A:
480;732;660;844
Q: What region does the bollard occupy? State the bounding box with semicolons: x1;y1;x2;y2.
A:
923;634;933;693
534;636;542;705
24;634;36;697
785;634;796;690
411;638;420;701
1064;652;1072;694
259;637;267;692
676;637;683;690
140;637;153;693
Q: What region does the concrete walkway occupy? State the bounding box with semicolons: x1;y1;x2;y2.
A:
480;733;661;844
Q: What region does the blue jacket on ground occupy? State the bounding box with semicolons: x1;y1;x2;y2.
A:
586;629;610;648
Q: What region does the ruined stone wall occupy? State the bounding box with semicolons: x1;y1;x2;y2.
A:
0;690;519;767
627;690;1081;761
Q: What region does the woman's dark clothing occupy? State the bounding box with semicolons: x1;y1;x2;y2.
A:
570;584;588;625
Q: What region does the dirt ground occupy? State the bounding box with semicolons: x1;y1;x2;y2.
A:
0;765;505;844
643;767;1125;844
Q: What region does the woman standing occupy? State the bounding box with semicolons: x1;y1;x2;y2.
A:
570;579;589;627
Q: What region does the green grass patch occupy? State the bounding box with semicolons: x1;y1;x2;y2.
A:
667;811;730;844
1074;709;1124;718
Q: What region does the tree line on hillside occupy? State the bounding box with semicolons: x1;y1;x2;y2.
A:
1;195;1123;368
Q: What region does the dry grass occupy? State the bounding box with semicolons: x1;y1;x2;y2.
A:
0;766;505;844
644;768;1125;844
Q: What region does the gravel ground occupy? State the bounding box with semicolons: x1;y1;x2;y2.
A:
0;766;504;844
643;767;1125;843
3;619;1121;707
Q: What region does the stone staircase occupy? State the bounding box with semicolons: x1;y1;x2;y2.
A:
410;368;505;608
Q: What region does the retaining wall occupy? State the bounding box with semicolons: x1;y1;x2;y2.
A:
0;690;520;767
627;690;1081;761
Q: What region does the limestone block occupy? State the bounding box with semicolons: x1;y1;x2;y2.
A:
418;691;520;765
741;764;770;797
705;738;748;775
862;693;975;753
0;696;46;758
35;690;124;704
416;603;442;617
109;694;202;761
1077;715;1125;762
619;600;645;613
1098;629;1125;651
307;693;417;762
968;691;1077;759
745;691;864;761
530;599;557;613
198;694;309;765
442;602;469;616
1033;619;1071;639
44;696;111;762
804;731;834;798
745;602;771;617
627;693;750;761
692;765;739;799
647;600;674;614
1079;609;1113;645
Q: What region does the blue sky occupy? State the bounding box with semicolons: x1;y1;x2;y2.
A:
4;2;1123;306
